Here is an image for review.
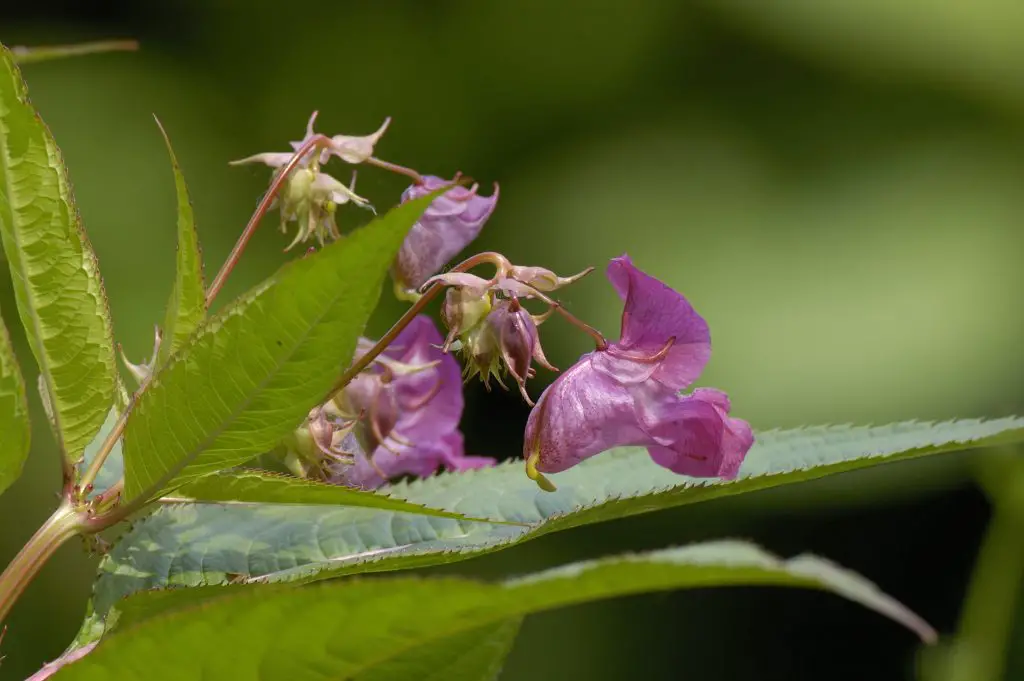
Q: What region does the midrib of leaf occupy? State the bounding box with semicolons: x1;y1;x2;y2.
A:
122;192;441;501
136;291;336;502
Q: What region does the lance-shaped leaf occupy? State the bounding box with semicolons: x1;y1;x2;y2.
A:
121;194;435;502
0;45;117;464
53;541;934;680
173;470;513;521
0;309;29;495
154;118;204;365
87;417;1024;625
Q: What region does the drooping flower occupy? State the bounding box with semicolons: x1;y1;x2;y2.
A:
325;315;494;489
523;255;753;491
229;111;380;249
392;175;499;294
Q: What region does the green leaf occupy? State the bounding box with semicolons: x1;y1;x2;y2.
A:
81;406;124;495
10;40;138;65
154;118;204;365
88;417;1024;624
0;45;118;463
121;194;434;502
0;308;29;495
55;542;935;680
172;469;510;521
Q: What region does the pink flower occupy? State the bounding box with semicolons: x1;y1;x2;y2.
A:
331;316;494;489
524;255;753;490
393;176;499;292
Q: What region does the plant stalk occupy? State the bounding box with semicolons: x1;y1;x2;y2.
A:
205;133;334;307
0;501;82;625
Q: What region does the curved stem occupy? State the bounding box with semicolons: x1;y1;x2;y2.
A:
327;252;503;401
364;157;424;184
0;501;82;625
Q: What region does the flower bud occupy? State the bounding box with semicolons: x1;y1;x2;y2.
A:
440;286;492;350
488;299;557;404
393;176;499;293
461;319;504;390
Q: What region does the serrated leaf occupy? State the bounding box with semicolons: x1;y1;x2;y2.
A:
0;308;29;495
54;541;934;680
10;40;138;65
154;119;204;365
121;194;435;502
0;45;117;463
172;469;510;521
87;417;1024;626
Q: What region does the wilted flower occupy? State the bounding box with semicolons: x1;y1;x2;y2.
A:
523;255;753;491
392;175;499;294
322;315;494;489
229;112;381;250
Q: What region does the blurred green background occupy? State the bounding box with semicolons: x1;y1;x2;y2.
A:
2;1;1023;679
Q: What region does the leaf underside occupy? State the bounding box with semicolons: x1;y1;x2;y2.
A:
0;45;117;463
57;541;934;680
85;417;1024;634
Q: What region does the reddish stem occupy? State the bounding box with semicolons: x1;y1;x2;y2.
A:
327;252;505;400
205;133;333;307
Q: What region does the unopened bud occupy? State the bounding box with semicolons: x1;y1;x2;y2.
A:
461;320;504;390
441;286;492;350
489;299;557;405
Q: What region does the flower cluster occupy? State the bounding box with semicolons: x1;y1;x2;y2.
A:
230;111;390;249
242;114;753;491
285;316;493;488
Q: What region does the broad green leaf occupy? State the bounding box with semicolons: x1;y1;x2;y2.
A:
0;45;118;463
0;309;29;495
87;417;1024;625
154;119;204;365
121;194;435;502
173;470;512;521
10;40;138;65
55;541;934;680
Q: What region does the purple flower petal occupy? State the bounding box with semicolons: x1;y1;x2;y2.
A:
525;357;650;474
606;254;710;390
524;256;753;489
394;176;499;290
336;316;486;489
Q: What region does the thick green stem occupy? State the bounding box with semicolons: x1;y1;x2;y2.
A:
0;501;82;625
